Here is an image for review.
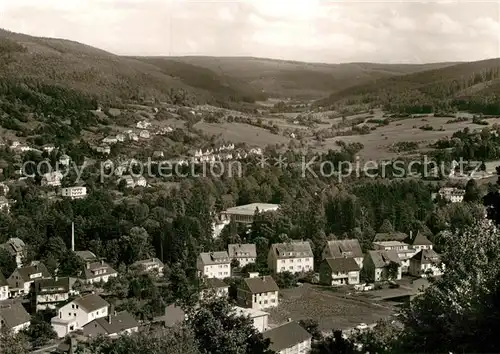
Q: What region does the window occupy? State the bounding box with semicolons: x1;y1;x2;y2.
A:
72;304;75;309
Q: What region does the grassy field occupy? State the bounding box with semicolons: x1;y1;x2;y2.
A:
194;121;290;146
268;284;395;332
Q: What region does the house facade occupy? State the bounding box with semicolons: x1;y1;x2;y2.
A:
233;306;269;333
83;311;139;338
131;258;164;276
197;251;231;279
363;250;402;282
41;171;63;187
372;241;413;273
51;294;109;338
322;239;364;269
1;237;26;267
80;261;118;284
0;303;31;333
268;241;314;274
228;244;257;268
263;321;312;354
7;262;51;296
319;258;360;286
409;249;443;278
0;273;8;301
61;186;87;200
200;278;229;300
32;277;78;311
438;187;465;203
237;274;279;310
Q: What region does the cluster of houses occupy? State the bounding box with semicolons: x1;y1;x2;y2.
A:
0;235;167;340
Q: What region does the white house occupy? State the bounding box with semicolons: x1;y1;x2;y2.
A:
51;294;109;338
128;132;139;141
83;311;139;338
263;321;312;354
0;196;10;213
116;134;126;142
0;303;31;333
319;258;360;286
7;262;51;296
372;240;413;273
41;171;63;187
131;258;164;276
139;130;150;139
228;244;257;268
43;144;56;153
233;306;269;333
136;120;152;129
33;277;78;311
102;136;118;145
268;241;314;274
80;260;118;284
0;273;8;301
61;186;87;200
197;251;231;279
95;145;111;155
200;278;229;300
135;176;147;187
406;231;434;254
237;274;279;310
221;203;280;224
409;249;443;278
322;239;364;269
363;250;402;282
59;154;70;166
1;238;26;267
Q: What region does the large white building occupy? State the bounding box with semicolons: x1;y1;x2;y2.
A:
437;187;465;203
220;203;280;224
268;241;314;274
33;277;78;311
61;186;87;200
197;251;231;279
80;260;118;284
51;294;109;338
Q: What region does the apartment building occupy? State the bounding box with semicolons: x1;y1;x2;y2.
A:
268;241;314;274
197;251;231;279
237;274;279;310
228;243;257;268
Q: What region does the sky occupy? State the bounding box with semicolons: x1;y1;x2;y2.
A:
0;0;499;64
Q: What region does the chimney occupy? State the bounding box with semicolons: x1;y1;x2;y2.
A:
101;259;105;265
109;304;115;323
55;275;58;282
86;262;90;269
248;272;259;279
287;318;292;322
71;222;75;252
410;231;413;240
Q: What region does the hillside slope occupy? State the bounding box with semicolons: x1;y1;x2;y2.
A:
316;58;500;113
172;56;459;98
0;29;265;105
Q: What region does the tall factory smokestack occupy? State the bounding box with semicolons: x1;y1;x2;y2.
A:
71;222;75;252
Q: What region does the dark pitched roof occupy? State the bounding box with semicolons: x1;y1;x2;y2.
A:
263;321;312;352
198;252;230;266
0;273;7;287
1;238;25;255
411;249;440;264
272;241;313;259
324;258;360;273
34;277;75;294
205;278;229;289
73;294;109;312
367;250;401;268
17;263;50;282
243;276;279;294
406;232;433;246
83;311;138;334
373;232;408;242
325;239;363;259
82;261;117;280
0;303;31;328
228;244;257;258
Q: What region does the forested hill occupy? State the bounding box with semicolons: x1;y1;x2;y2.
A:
0;29;266;106
316;58;500;114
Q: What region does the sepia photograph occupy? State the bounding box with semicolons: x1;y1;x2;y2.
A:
0;1;499;353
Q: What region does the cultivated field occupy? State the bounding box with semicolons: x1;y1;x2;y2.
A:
268;284;395;332
194;121;290;146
